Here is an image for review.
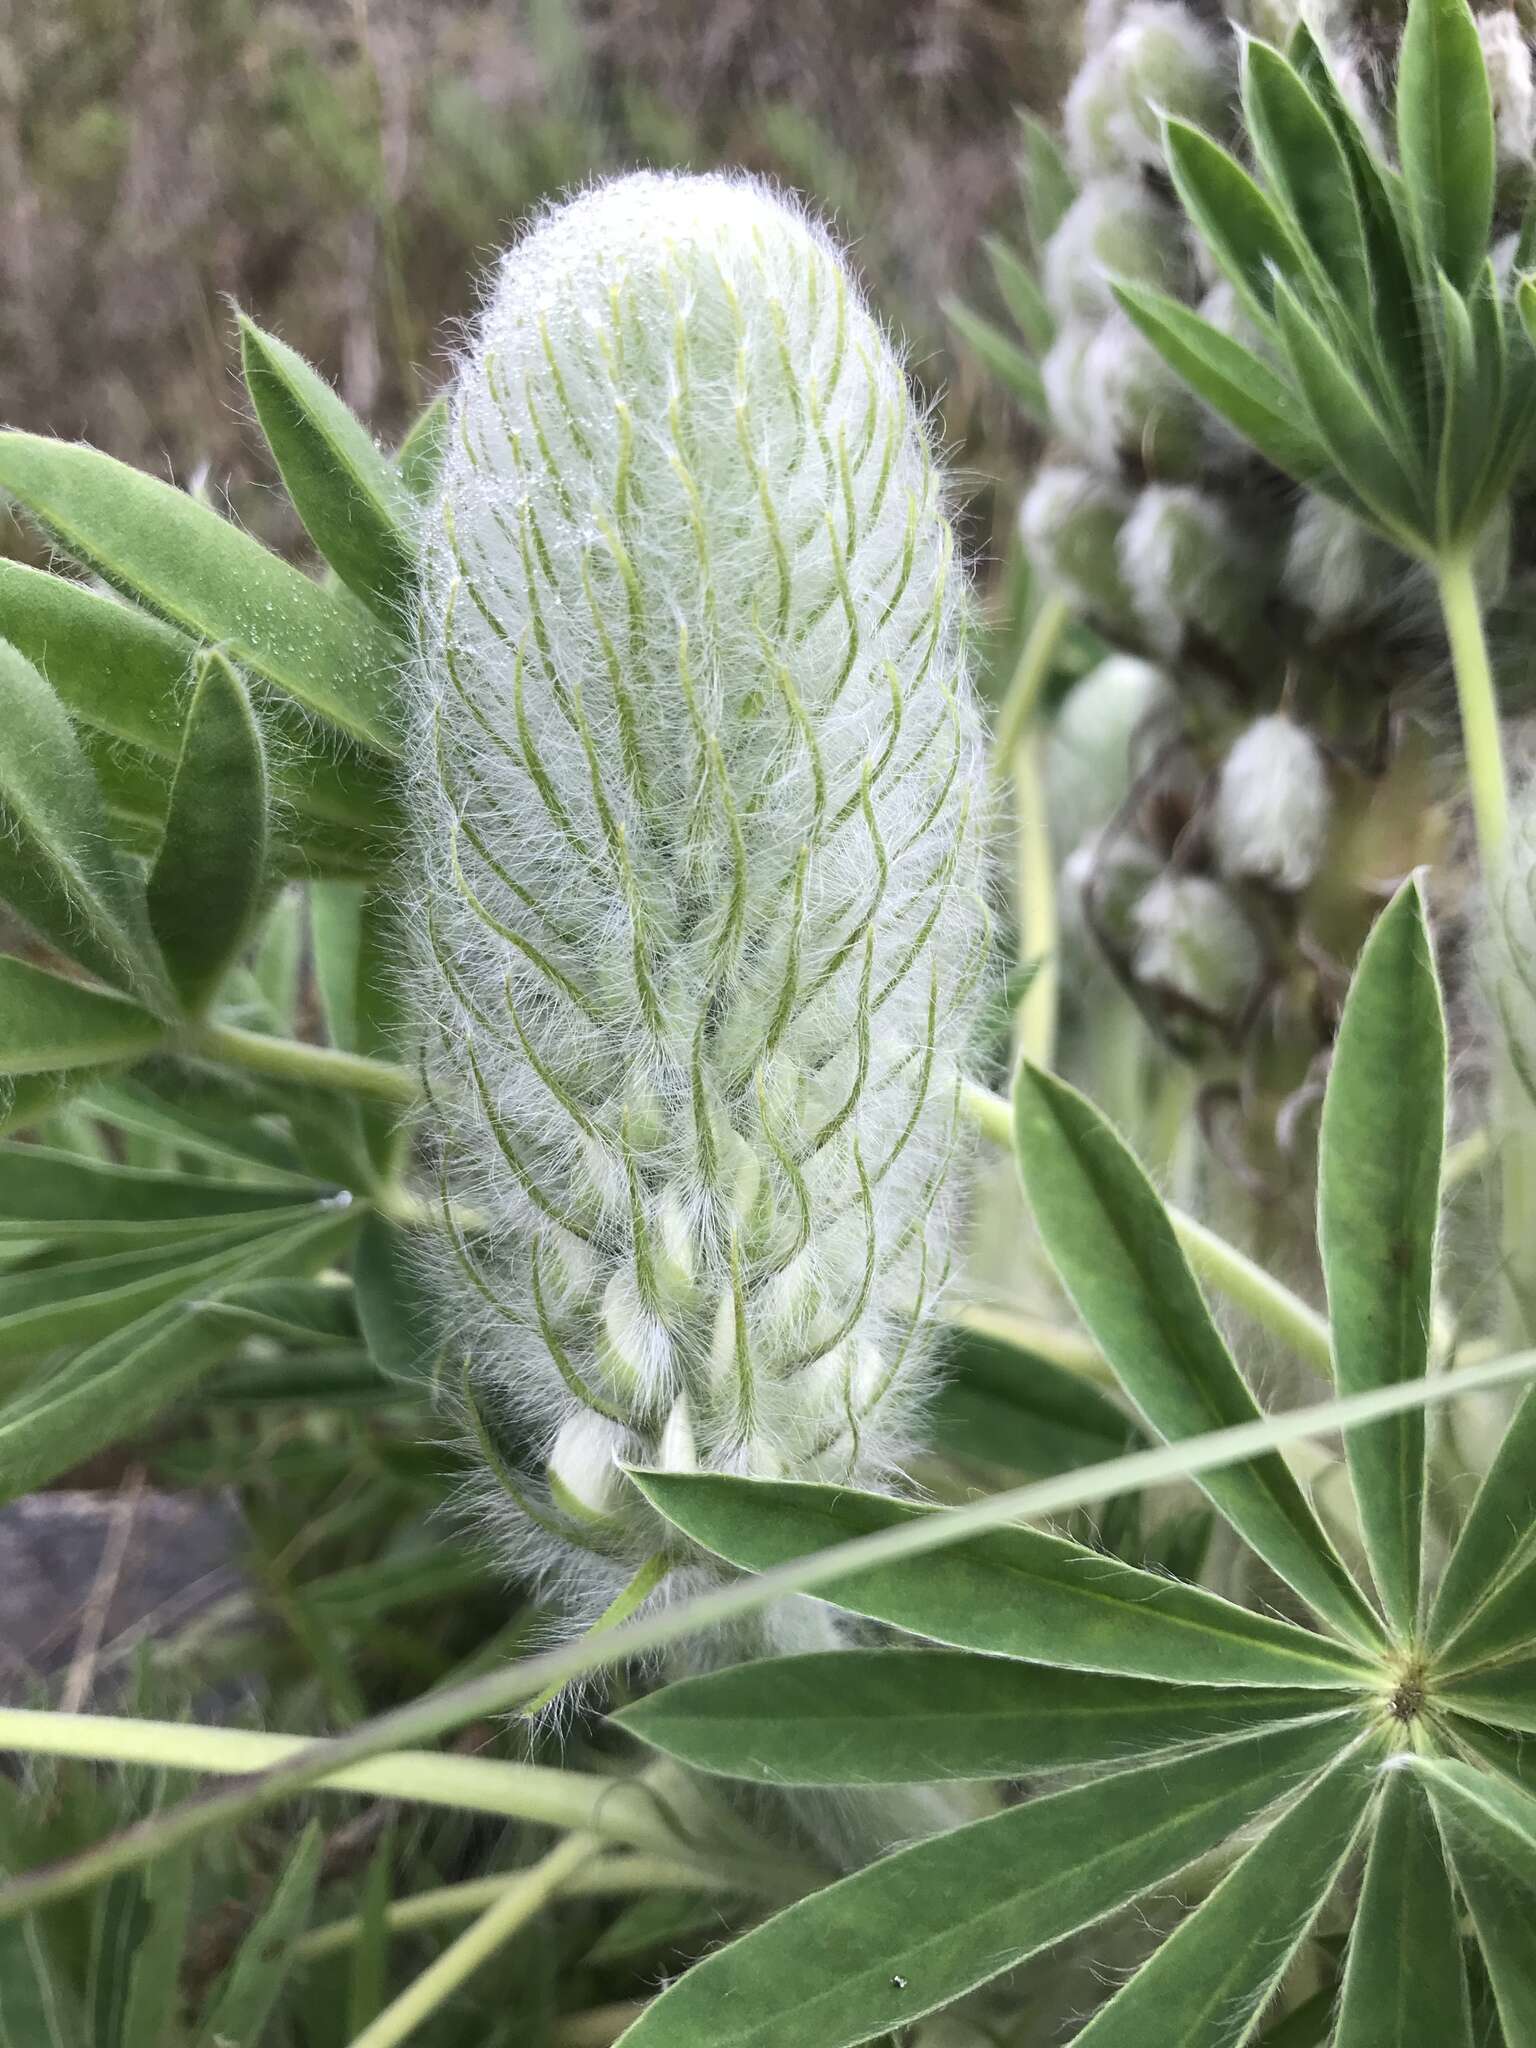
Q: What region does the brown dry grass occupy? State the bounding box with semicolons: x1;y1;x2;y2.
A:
0;0;1080;557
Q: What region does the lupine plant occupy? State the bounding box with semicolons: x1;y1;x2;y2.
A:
0;27;1534;2046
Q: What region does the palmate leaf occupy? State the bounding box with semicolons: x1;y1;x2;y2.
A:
982;234;1054;353
1335;1768;1472;2047
0;1201;360;1503
145;650;270;1016
1396;0;1495;296
1318;877;1445;1638
615;1651;1350;1786
0;431;403;754
240;315;414;624
0;640;166;1006
615;1717;1354;2048
1071;1739;1378;2047
0;1217;307;1364
352;1214;443;1388
633;1473;1372;1688
1011;1061;1382;1651
1017;111;1075;255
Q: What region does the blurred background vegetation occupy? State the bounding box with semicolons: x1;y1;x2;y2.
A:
0;0;1080;569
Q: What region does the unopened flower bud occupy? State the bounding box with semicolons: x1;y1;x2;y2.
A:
1282;495;1398;630
1132;871;1264;1023
1019;463;1138;630
1048;654;1179;846
548;1411;630;1524
1481;11;1535;166
1064;2;1230;179
1117;483;1266;658
1043;179;1194;326
1211;715;1332;894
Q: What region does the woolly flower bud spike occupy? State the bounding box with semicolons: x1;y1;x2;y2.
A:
410;171;991;1621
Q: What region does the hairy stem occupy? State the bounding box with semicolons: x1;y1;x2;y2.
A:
189;1022;419;1108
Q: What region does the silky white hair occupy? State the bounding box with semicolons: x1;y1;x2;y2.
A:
406;171;991;1621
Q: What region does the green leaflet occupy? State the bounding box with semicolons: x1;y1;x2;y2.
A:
1071;1739;1377;2047
1272;279;1425;545
1444;1827;1536;2047
146;650;270;1015
353;1214;443;1389
1416;1756;1536;1891
0;1143;319;1244
0;1203;360;1503
942;300;1050;425
0;560;188;756
1242;38;1371;327
116;1849;192;2048
195;1821;322;2048
1427;1381;1536;1652
195;1276;360;1347
1318;877;1445;1638
396;394;451;500
1395;0;1495;296
1164;117;1299;326
0;638;165;1005
240;314;414;623
0;958;163;1080
0;431;403;754
1439;1658;1536;1734
614;1651;1352;1786
612;1717;1356;2048
1336;1768;1473;2046
0;560;402;871
1017;112;1075;253
633;1473;1373;1688
928;1324;1141;1478
1112;283;1333;488
982;234;1054;353
309;880;410;1175
1011;1061;1382;1651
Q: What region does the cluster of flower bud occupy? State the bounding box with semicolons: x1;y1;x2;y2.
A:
1051;655;1333;1045
1020;0;1536;1063
408;173;991;1619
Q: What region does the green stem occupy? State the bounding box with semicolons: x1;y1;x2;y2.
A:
944;1301;1111;1385
0;1709;685;1855
554;2005;651;2048
992;591;1071;773
959;1082;1333;1376
189;1022;420;1108
296;1852;729;1963
350;1832;599;2048
12;1349;1536;1921
994;592;1071;1071
1436;551;1510;880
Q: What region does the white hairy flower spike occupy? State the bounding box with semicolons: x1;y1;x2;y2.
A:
409;171;991;1617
